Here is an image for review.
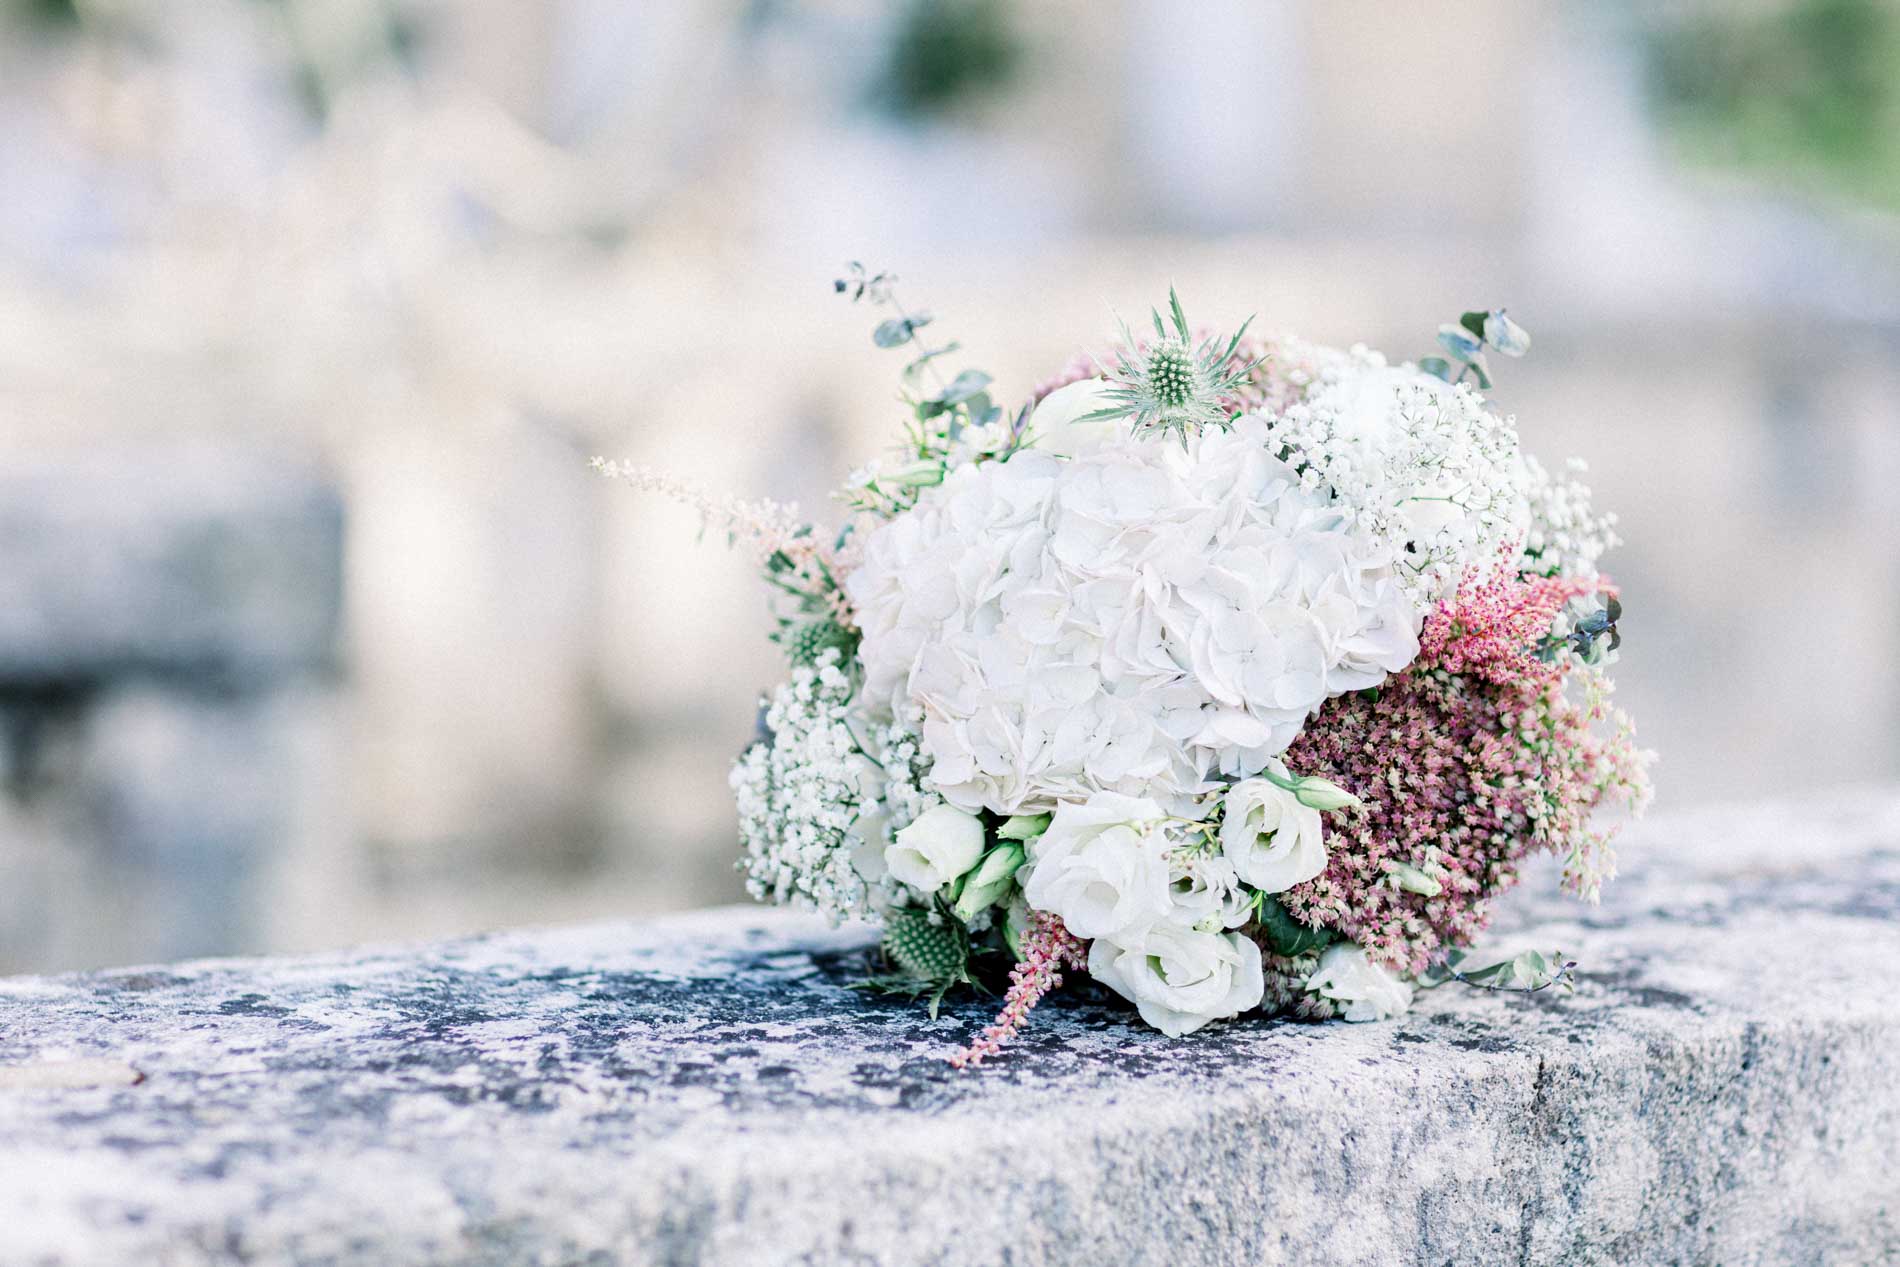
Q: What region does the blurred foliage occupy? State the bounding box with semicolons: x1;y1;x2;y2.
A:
5;0;422;125
871;0;1019;121
9;0;76;29
1642;0;1900;214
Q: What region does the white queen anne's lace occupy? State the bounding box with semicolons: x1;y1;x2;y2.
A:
845;417;1420;816
1262;342;1533;599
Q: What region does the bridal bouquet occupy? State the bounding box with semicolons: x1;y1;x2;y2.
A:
597;268;1652;1065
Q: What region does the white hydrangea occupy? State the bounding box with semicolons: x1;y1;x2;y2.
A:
845;417;1419;817
1261;342;1532;599
731;651;917;924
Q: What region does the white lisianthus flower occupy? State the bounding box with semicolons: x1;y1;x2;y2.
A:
1087;921;1266;1037
883;803;986;892
1021;792;1172;943
1027;377;1121;458
1305;943;1415;1022
1166;851;1253;931
1220;763;1328;893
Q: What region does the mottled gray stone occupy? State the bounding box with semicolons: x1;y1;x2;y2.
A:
0;446;341;681
2;795;1898;1267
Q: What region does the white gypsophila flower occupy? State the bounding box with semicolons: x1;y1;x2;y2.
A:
884;802;985;891
845;416;1419;815
1305;943;1415;1022
1087;920;1266;1037
731;650;917;924
1260;341;1532;601
1519;452;1620;580
1219;761;1328;893
1021;792;1173;943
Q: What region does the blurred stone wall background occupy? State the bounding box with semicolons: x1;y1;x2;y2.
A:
0;0;1895;972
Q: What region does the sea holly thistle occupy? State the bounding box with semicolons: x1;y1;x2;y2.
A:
1081;287;1261;444
1419;307;1531;390
856;900;985;1018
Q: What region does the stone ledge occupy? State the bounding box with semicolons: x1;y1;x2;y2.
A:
2;795;1898;1266
0;446;342;681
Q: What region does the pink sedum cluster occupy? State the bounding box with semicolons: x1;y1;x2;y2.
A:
1278;564;1653;976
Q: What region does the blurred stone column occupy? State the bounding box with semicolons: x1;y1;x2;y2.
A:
0;445;343;972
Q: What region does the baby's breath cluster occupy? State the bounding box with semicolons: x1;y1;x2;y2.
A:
732;650;891;925
1520;453;1622;580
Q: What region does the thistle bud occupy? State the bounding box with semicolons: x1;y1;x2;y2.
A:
997;813;1051;841
1293;775;1362;813
1385;861;1443;897
951;843;1025;922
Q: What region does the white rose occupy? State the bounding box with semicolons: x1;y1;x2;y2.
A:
1305;943;1415;1022
1220;764;1328;892
1027;377;1122;458
1088;922;1266;1037
883;803;986;892
1021;792;1172;942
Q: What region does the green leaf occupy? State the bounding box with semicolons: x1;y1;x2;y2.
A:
1418;355;1453;381
1254;894;1335;957
936;368;992;405
1483;309;1530;357
1168;286;1190;341
1437;324;1485;362
1466;358;1492;390
902;341;962;382
1459;310;1488;339
874;314;931;348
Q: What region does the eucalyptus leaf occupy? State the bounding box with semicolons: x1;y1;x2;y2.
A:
902;341;962;382
1418;355;1454;381
1483;309;1531;357
874;314;932;348
1437;324;1485;362
1466;358;1493;390
936;368;992;405
1459;310;1488;339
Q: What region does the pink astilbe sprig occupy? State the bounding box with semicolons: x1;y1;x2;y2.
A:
1420;555;1602;684
591;457;856;628
948;913;1087;1070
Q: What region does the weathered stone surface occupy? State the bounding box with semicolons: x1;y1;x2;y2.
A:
0;446;342;681
2;795;1897;1267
